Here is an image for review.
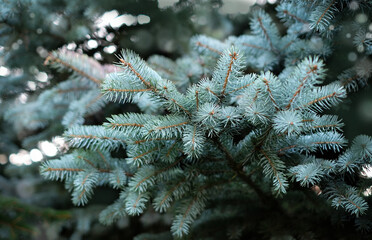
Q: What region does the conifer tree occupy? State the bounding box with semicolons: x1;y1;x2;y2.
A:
2;0;372;239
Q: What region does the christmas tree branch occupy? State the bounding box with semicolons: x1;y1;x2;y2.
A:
212;138;269;204
45;54;102;84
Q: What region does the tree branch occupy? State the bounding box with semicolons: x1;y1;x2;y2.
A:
212;137;288;216
212;138;267;203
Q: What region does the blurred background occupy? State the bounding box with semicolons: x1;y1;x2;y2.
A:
0;0;371;239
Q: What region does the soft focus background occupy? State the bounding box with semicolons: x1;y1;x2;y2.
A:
0;0;371;239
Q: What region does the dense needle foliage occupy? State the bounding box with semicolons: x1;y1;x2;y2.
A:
1;0;372;239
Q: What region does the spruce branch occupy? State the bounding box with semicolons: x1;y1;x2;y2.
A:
45;53;102;85
213;137;291;219
286;64;319;109
309;0;338;35
34;3;372;236
313;0;336;28
280;9;308;24
262;77;279;110
129;156;184;193
113;52;191;116
153;176;190;213
192;35;226;57
221;51;238;95
118;58;153;89
212;137;269;205
195;41;222;55
259;149;288;193
257;17;278;53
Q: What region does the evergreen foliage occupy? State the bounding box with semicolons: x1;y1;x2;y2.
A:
1;0;372;239
0;0;231;238
39;1;372;238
